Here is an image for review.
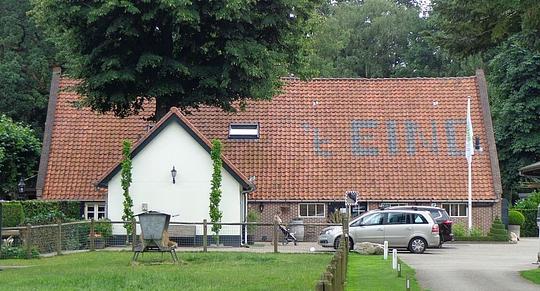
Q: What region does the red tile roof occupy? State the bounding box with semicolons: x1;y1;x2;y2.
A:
39;73;501;202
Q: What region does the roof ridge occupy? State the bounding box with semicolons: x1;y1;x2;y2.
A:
281;76;477;81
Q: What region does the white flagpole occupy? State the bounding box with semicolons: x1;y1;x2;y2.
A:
465;96;474;231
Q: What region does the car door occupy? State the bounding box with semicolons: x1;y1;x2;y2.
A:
384;212;413;247
349;212;386;243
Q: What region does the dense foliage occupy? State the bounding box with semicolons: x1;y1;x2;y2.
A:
0;115;41;199
508;210;525;226
1;202;25;227
21;200;81;220
0;0;55;136
209;139;223;243
513;191;540;236
31;0;321;119
489;34;540;194
121;140;134;237
487;217;509;241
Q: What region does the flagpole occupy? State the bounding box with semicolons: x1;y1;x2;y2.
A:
465;96;474;232
468;158;472;231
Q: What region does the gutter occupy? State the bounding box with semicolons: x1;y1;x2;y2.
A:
241;182;256;246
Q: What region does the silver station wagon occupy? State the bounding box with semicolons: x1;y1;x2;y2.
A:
318;209;440;254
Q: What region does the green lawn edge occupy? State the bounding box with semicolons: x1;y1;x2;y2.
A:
520;268;540;285
346;254;423;291
0;251;331;290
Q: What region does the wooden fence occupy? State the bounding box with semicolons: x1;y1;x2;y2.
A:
315;217;349;291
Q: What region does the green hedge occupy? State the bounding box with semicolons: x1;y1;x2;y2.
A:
21;201;81;221
1;202;25;227
515;209;538;237
488;218;508;241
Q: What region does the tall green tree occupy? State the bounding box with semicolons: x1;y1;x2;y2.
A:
431;0;540;57
0;0;55;136
121;140;134;241
31;0;320;119
489;34;540;195
0;115;41;199
209;139;223;245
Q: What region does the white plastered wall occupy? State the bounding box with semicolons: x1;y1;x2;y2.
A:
106;120;242;235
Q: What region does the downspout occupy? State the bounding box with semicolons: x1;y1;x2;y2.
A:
241;183;256;246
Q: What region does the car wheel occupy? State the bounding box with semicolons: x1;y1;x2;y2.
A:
408;237;427;254
333;236;354;250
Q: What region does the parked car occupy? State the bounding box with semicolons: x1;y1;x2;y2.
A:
318;209;440;254
387;206;453;246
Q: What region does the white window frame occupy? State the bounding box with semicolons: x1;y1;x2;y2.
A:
84;202;106;220
228;123;260;139
441;203;468;217
298;203;326;218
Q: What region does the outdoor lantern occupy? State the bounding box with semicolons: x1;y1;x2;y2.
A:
475;136;481;150
18;177;25;194
171;166;177;184
259;203;264;213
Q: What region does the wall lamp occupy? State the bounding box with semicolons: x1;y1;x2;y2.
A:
171;166;177;184
259;203;264;213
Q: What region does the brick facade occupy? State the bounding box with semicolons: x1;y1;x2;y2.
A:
249;200;502;242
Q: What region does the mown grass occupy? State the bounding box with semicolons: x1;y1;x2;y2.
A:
521;268;540;285
0;251;330;290
346;254;422;291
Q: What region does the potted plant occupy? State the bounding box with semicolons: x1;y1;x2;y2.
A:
246;210;260;245
91;219;113;249
508;210;525;239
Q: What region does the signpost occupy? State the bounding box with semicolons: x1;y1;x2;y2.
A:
345;191;358;217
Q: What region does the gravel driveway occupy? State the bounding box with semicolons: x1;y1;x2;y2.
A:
399;238;540;291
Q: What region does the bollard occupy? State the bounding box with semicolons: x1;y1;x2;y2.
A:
203;219;208;252
273;219;278;253
57;221;62;255
90;219;95;251
383;241;388;260
392;249;398;270
397;263;402;277
406;276;411;291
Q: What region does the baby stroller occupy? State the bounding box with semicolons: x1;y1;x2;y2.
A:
278;224;298;245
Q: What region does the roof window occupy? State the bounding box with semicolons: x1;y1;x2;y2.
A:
228;123;259;139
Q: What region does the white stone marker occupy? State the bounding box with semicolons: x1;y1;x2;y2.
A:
383;241;388;260
392;249;398;270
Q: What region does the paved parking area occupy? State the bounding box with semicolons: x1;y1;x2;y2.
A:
399;238;540;291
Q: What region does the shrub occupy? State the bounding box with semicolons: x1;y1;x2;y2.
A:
246;210;260;235
508;210;525;226
20;200;81;221
58;201;82;219
488;217;508;241
23;210;68;225
470;227;484;237
1;202;25;227
0;245;39;259
452;223;466;237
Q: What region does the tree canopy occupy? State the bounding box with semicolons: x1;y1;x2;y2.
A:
31;0;321;119
0;115;41;199
0;0;55;136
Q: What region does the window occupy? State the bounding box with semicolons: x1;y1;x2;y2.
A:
85;202;106;220
441;203;468;217
299;203;325;217
386;212;409;224
228;123;259;139
361;213;385;225
412;213;428;224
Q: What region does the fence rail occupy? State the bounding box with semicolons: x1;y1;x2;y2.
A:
1;219;341;258
315;217;349;291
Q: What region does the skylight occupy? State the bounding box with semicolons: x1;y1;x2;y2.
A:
228;123;259;139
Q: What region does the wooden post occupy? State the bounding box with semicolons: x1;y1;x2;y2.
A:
203;219;208;252
323;272;334;291
25;224;32;259
90;219;95;251
131;219;137;251
56;221;62;255
273;219;278;253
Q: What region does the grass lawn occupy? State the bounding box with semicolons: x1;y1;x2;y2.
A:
346;254;422;291
521;268;540;285
0;251;330;290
